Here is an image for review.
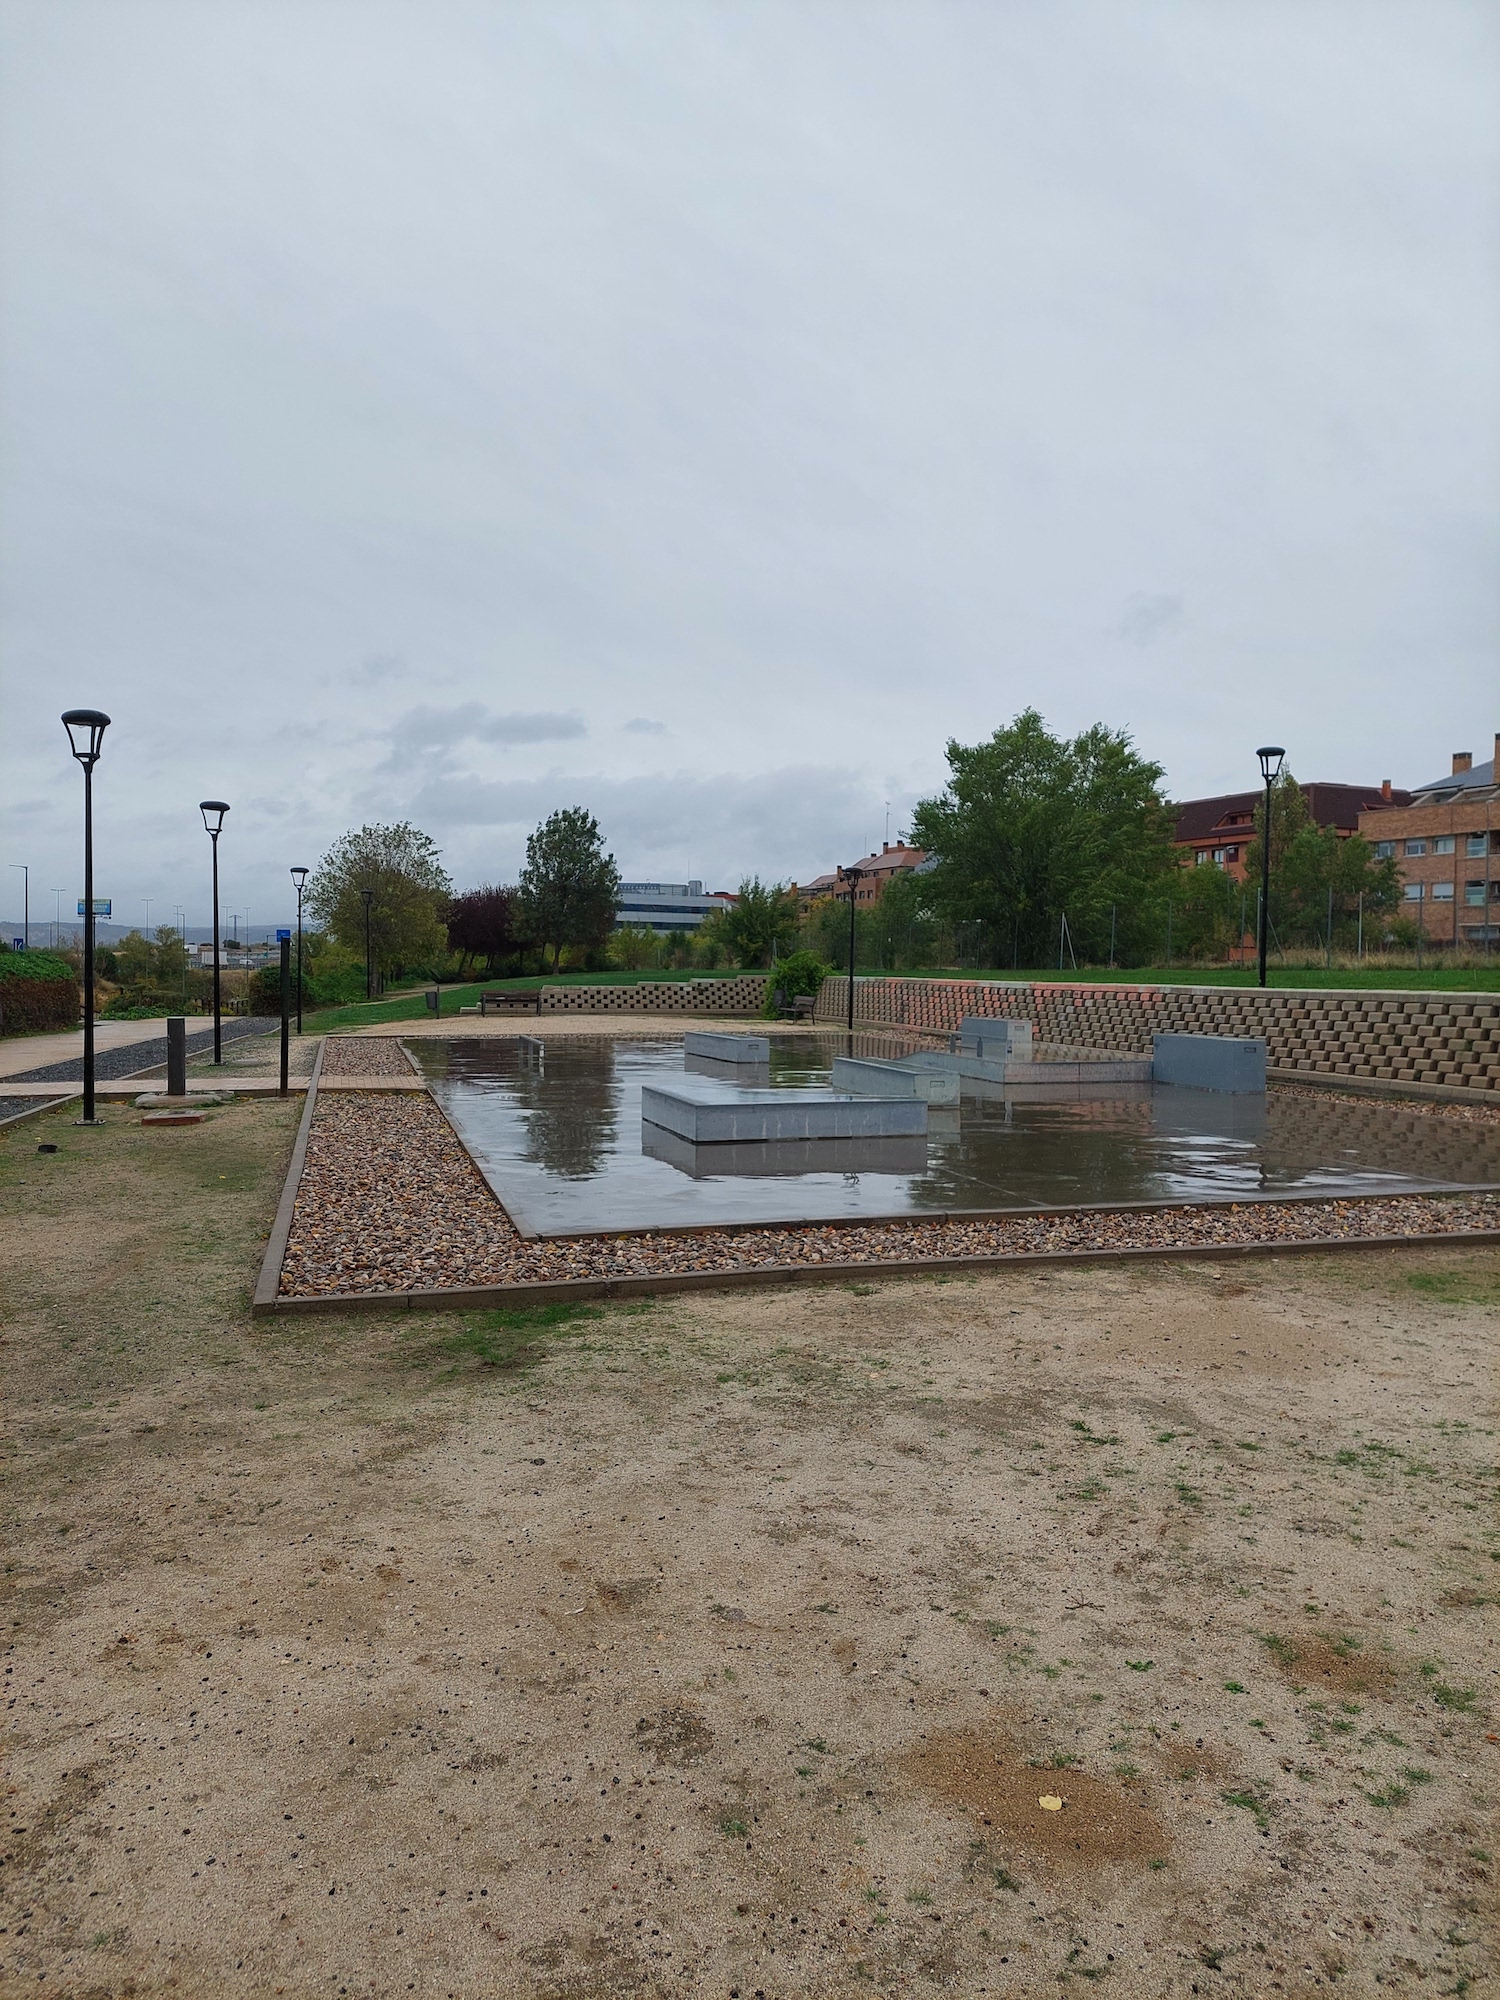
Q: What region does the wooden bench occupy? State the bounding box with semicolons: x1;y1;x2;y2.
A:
478;990;542;1017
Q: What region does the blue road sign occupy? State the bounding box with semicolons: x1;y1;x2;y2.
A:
77;899;112;917
276;928;292;941
11;938;23;951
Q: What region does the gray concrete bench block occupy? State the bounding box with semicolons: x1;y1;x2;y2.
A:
1151;1032;1267;1094
958;1015;1033;1058
831;1056;960;1105
641;1079;926;1144
683;1031;771;1063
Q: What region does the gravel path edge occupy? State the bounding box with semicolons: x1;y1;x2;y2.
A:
253;1223;1500;1315
251;1038;327;1309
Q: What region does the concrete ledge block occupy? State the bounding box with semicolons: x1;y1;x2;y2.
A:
1151;1032;1267;1094
683;1031;771;1063
832;1056;960;1105
641;1080;926;1144
958;1015;1033;1058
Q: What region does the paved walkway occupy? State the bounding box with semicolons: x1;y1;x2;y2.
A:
4;1016;272;1085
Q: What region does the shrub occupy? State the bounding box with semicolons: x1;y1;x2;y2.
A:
0;948;79;1034
761;949;828;1017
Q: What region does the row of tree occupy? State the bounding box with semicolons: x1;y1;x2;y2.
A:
265;709;1410;994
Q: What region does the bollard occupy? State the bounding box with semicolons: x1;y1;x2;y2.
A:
167;1016;187;1098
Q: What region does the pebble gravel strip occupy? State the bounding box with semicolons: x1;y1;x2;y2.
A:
1274;1079;1500;1128
278;1089;1500;1299
318;1035;419;1078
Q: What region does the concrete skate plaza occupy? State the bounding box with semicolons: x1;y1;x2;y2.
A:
406;1030;1500;1238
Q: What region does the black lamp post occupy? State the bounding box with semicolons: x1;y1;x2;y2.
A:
61;709;110;1125
361;887;374;1000
841;864;864;1039
199;800;230;1063
1255;746;1285;989
289;866;308;1033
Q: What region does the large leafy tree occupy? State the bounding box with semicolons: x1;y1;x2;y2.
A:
306;822;452;982
518;808;620;970
910;710;1176;966
710;878;798;968
446;884;528;974
1243;772;1400;949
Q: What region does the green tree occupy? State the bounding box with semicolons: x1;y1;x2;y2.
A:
1243;774;1399;948
713;878;798;968
306;822;452;986
518;808;620;970
113;926;193;1008
608;924;664;970
910;710;1176;965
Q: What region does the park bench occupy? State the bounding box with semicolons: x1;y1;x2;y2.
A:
770;989;819;1021
478;989;542;1017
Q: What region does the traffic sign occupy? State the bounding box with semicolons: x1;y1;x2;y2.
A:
77;899;112;917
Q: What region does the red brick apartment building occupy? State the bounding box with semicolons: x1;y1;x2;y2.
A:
794;844;928;910
1359;737;1500;948
1173;781;1408;881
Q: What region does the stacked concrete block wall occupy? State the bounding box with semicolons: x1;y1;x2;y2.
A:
815;977;1500;1095
539;976;768;1015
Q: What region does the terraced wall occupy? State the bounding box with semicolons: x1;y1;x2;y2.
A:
539;976;769;1015
814;977;1500;1097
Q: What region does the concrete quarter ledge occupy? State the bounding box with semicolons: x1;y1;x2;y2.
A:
683;1031;771;1063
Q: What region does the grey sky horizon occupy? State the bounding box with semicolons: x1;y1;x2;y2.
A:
3;0;1497;933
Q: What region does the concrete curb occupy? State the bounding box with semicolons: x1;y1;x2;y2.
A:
251;1039;327;1311
251;1225;1500;1316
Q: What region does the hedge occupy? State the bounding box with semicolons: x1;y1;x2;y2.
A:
0;949;79;1034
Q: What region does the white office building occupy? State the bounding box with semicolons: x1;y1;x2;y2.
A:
614;881;732;936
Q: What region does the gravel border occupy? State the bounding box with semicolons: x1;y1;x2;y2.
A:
275;1090;1500;1304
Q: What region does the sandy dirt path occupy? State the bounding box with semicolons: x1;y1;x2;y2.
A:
2;1094;1497;1998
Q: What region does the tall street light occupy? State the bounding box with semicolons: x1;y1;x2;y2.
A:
8;863;28;947
362;887;374;1000
290;866;308;1033
199;801;230;1063
840;864;865;1040
61;710;110;1124
1255;746;1285;990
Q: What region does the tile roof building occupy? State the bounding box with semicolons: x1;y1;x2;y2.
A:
1358;738;1500;949
1173;782;1409;882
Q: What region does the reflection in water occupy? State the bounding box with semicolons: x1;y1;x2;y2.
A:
405;1032;1500;1236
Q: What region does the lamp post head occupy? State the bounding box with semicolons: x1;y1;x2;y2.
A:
290;866;308;890
199;799;230;837
361;887;374;908
61;709;111;766
1256;746;1286;785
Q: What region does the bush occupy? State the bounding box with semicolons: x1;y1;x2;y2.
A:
0;948;80;1034
761;949;828;1017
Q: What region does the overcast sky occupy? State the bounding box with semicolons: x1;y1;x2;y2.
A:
2;1;1497;933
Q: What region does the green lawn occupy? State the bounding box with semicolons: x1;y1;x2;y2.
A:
301;967;748;1034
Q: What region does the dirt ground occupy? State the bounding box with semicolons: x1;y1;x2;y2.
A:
3;1093;1498;1999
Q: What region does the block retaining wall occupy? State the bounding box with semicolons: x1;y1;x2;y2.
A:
539;976;769;1015
814;977;1500;1096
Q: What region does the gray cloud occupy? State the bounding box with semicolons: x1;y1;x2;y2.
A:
394;704;587;749
402;764;894;887
1;4;1495;926
1116;594;1184;647
623;717;668;736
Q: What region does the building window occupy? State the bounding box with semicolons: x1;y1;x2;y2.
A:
1373;840;1394;859
1466;832;1488;857
1465;881;1487;906
1403;882;1424;901
1434;835;1456;854
1431;881;1454;901
1404;839;1426;857
1196;850;1211;866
